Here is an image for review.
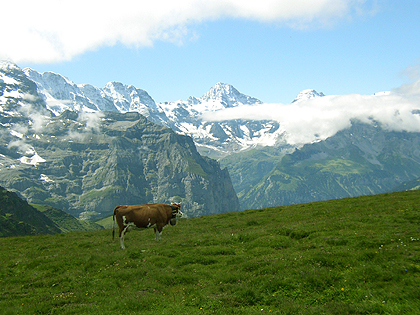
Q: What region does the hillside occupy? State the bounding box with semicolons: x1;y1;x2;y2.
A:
0;186;61;237
1;190;419;314
0;186;103;237
392;177;420;192
219;146;291;199
237;121;420;209
31;204;103;233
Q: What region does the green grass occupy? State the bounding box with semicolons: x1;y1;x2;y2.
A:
1;190;420;314
31;204;103;233
94;215;114;229
314;158;372;175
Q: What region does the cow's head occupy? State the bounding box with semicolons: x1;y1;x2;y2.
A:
170;202;183;225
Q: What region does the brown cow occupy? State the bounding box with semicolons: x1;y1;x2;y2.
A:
112;202;182;249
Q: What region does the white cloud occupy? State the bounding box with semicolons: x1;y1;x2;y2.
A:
202;79;420;145
401;62;420;81
28;112;49;133
8;139;32;154
78;111;104;133
1;0;369;63
67;111;104;140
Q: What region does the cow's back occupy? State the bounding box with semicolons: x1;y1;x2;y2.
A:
124;203;171;228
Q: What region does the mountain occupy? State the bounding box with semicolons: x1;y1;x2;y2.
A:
292;89;325;103
3;61;420;213
22;64;329;158
0;186;61;236
159;82;291;158
238;121;420;209
23;67;168;125
0;62;240;219
22;66;290;158
391;177;420;192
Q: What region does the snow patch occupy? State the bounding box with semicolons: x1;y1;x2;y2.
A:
10;130;24;139
40;174;54;183
19;152;46;166
0;73;19;85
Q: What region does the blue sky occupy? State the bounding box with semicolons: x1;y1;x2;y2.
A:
2;0;420;104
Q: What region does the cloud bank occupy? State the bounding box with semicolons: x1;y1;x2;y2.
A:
2;0;369;63
202;79;420;145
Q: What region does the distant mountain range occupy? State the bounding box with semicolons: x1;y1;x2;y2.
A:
23;66;307;158
1;60;420;216
0;61;240;219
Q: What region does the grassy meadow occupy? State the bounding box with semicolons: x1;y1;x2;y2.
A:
1;190;419;314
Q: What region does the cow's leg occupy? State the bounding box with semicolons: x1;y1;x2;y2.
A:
120;223;135;249
154;228;162;241
120;226;128;249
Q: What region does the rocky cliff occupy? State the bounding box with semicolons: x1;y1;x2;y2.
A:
0;110;240;219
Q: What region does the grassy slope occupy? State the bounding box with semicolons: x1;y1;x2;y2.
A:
31;204;103;233
0;187;62;237
1;190;419;314
95;214;115;229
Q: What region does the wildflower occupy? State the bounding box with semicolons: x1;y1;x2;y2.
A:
341;288;344;291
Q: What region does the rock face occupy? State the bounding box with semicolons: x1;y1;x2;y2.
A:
0;110;240;219
0;62;240;219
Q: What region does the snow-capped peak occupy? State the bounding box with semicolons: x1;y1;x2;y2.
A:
0;60;21;72
1;64;286;158
200;82;262;107
23;68;76;89
292;89;325;103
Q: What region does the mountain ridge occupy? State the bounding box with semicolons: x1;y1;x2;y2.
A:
18;63;323;158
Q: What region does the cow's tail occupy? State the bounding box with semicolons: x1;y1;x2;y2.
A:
112;206;118;241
